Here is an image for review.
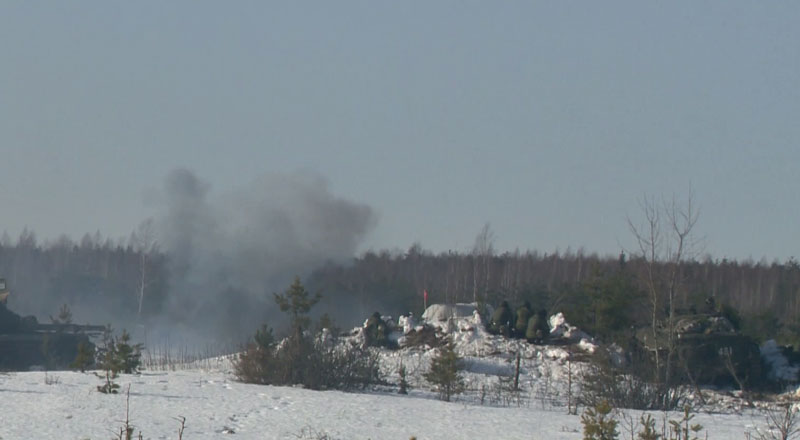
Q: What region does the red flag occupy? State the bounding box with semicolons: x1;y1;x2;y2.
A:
423;289;428;302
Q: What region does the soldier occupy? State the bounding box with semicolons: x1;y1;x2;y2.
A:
364;312;388;346
704;296;719;316
490;301;513;337
514;301;532;338
526;309;549;344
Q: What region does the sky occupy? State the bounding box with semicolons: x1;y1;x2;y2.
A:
0;1;798;262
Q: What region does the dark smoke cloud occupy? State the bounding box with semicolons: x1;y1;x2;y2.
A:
154;169;376;341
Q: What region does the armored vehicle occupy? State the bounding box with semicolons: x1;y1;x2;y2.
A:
635;313;763;387
0;278;104;370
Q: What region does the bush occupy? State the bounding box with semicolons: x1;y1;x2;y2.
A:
580;347;688;411
310;340;383;390
236;276;383;391
754;405;800;440
232;342;278;386
234;329;382;391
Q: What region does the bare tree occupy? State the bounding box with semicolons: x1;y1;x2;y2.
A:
472;223;495;303
756;405;800;440
131;218;158;317
627;189;701;386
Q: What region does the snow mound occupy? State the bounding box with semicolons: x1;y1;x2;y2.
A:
395;307;600;357
422;303;478;322
442;311;499;356
578;339;598;354
548;312;597;353
549;312;577;339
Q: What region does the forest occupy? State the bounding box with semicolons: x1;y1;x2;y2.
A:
0;225;798;348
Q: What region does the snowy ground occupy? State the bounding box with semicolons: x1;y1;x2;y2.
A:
0;308;789;439
0;369;769;440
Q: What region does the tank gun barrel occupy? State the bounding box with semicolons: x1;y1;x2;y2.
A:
34;323;106;335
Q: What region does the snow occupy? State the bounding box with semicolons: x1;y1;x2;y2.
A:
0;369;769;439
548;312;598;354
0;309;786;439
1;369;586;439
421;303;479;323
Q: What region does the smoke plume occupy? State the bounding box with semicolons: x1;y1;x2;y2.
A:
154;169;376;341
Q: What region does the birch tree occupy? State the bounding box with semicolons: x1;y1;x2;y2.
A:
472;223;495;303
627;189;701;386
131;218;158;317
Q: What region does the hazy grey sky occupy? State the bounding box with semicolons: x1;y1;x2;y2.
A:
1;2;797;261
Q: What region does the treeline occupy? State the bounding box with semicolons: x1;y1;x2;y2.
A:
0;229;168;324
308;246;800;345
1;227;798;346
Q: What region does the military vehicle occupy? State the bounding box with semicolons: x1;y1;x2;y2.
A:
635;313;763;387
0;278;105;370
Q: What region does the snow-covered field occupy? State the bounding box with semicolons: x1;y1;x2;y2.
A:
0;307;787;439
0;369;769;440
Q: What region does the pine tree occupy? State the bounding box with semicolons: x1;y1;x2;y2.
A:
423;339;463;402
638;414;660;440
254;324;275;350
273;276;321;331
115;329;143;374
95;327;143;393
71;341;94;372
398;363;409;395
581;400;619;440
96;326;121;394
667;406;703;440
